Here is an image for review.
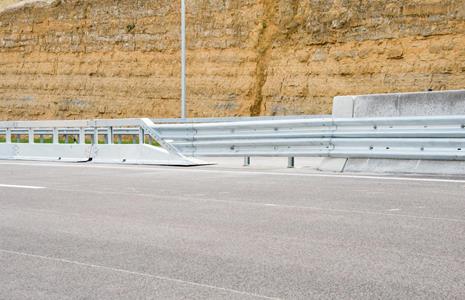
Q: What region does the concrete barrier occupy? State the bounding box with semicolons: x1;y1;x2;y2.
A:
0;144;92;162
332;89;465;175
333;89;465;118
91;144;206;166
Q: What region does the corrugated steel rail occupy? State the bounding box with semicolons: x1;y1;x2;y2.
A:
153;116;465;160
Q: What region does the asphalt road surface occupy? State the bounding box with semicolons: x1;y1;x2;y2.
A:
1;161;465;299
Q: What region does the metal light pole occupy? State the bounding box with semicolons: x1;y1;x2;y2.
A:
180;0;187;118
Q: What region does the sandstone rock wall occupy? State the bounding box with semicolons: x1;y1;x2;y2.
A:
0;0;464;120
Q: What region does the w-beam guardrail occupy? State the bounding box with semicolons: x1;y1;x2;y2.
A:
155;115;465;161
1;116;465;165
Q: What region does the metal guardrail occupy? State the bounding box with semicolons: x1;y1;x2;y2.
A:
1;116;465;164
153;116;465;161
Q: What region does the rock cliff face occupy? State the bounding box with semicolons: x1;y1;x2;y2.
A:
0;0;464;120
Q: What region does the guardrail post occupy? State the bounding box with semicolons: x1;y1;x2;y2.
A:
64;134;69;144
53;128;59;144
132;135;137;144
243;156;250;167
16;134;20;143
288;157;295;168
28;129;34;144
39;134;44;143
93;129;99;145
6;128;11;143
139;128;144;144
117;134;122;144
79;128;85;144
108;127;113;144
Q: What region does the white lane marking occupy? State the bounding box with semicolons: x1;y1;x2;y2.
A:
0;249;280;300
0;184;45;190
1;161;465;184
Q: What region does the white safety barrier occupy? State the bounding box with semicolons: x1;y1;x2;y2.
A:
1;116;465;165
0;119;205;166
